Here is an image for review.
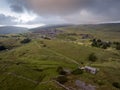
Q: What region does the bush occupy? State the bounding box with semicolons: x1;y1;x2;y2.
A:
42;44;47;47
88;53;97;62
112;82;120;89
56;76;68;84
21;38;31;44
113;42;120;45
91;39;111;49
57;66;67;75
101;43;108;49
112;42;120;50
72;68;83;75
0;45;6;51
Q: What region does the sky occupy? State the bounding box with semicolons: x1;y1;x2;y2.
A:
0;0;120;28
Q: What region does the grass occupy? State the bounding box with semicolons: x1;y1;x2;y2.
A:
0;26;120;90
58;25;120;41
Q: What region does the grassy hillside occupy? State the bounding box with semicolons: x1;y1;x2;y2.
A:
57;23;120;41
0;23;120;90
0;39;120;90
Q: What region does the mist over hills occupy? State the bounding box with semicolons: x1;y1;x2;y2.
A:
0;23;120;34
30;23;120;33
0;26;28;34
29;24;73;32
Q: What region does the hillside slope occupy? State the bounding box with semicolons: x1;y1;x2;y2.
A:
0;38;120;90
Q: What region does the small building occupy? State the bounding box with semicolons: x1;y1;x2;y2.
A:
80;66;99;74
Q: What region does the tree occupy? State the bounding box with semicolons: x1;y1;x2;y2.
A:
88;53;97;62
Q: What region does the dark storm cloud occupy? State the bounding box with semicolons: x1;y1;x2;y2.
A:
85;0;120;20
0;14;16;25
6;0;120;24
7;0;91;15
10;4;24;13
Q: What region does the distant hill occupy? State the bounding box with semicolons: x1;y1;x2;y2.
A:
56;23;120;41
77;23;120;32
29;24;73;33
0;26;28;34
30;23;120;33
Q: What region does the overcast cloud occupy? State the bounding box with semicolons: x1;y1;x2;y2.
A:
10;4;24;13
0;14;17;25
0;0;120;26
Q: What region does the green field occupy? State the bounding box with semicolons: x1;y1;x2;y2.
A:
0;24;120;90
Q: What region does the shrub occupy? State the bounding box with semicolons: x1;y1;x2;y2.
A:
57;66;67;75
112;82;120;89
113;42;120;45
91;39;111;49
81;62;84;65
72;68;83;75
42;44;47;47
56;76;68;84
112;42;120;50
88;53;97;62
0;45;6;51
21;38;31;44
91;39;97;47
101;43;108;49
